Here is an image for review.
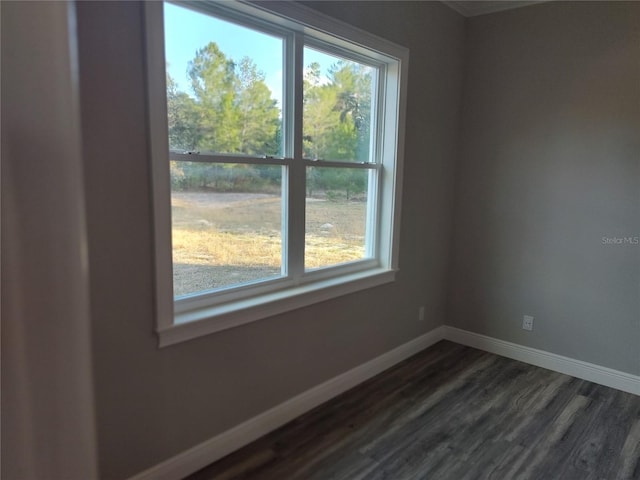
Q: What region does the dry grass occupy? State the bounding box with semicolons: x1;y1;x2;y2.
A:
171;191;367;292
172;230;282;267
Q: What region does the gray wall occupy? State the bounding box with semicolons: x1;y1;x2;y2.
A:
71;1;640;477
75;2;464;478
448;2;640;374
1;2;98;478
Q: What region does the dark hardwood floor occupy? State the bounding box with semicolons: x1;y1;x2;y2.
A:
187;341;640;480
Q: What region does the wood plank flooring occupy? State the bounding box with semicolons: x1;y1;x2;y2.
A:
187;341;640;480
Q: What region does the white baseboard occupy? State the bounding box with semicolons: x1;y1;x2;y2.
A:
129;325;639;480
128;327;446;480
443;326;640;396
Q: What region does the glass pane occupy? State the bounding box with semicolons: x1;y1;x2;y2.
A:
164;3;283;157
303;46;376;162
305;167;372;270
171;162;283;297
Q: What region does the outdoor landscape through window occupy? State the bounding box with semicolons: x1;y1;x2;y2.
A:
165;3;378;298
171;163;283;296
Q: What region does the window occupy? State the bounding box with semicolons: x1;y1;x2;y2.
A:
145;1;408;346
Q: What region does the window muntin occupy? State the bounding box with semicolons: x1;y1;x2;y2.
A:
146;0;407;344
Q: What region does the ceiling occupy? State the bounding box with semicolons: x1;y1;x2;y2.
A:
441;1;549;17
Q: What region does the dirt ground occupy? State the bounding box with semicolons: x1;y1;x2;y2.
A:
172;191;276;209
171;190;366;296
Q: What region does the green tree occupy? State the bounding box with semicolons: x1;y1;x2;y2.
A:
236;57;280;156
303;62;339;161
169;42;373;195
167;73;200;152
330;62;372;162
169;43;281;190
167;73;203;189
188;42;239;153
303;60;372;198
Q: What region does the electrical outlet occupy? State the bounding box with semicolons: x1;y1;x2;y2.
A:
522;315;534;331
418;306;425;321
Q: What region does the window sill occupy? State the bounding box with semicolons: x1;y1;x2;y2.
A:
157;268;397;347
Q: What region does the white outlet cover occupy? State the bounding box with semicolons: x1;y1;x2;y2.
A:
523;315;534;331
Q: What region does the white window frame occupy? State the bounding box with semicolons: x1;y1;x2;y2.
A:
145;0;408;347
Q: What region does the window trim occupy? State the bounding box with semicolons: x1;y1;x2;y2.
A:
144;0;408;347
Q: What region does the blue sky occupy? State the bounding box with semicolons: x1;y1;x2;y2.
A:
164;2;335;108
